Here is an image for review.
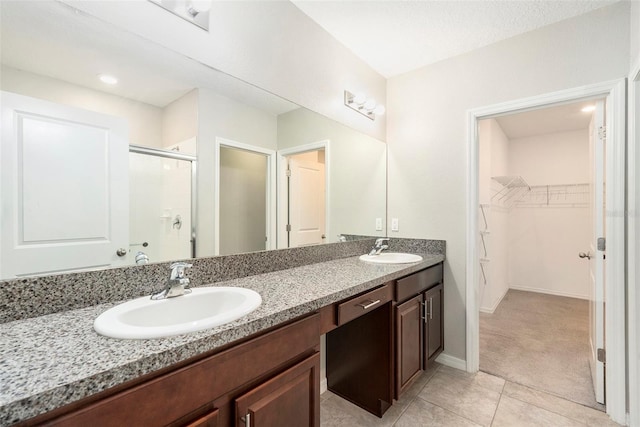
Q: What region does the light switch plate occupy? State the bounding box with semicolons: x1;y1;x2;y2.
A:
375;218;383;231
391;218;399;232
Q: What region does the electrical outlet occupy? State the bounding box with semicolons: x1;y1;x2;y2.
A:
375;218;383;231
391;218;399;232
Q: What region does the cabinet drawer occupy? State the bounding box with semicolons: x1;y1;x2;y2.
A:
395;263;443;303
337;283;392;326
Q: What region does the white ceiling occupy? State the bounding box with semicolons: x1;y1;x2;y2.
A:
493;100;600;139
291;0;618;78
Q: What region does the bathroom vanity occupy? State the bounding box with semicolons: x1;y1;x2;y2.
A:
0;242;445;427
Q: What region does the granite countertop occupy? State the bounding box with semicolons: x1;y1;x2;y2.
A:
0;253;444;425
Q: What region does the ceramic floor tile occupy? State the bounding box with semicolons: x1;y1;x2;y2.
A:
394;397;482;427
418;371;501;426
492;394;584;427
480;290;601;409
437;365;505;393
320;391;401;427
502;382;620;426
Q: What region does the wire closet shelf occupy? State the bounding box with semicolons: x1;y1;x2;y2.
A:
490;176;531;208
515;183;590;208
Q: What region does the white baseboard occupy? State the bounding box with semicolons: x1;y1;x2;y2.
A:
509;285;589;300
320;377;327;394
479;287;509;314
435;353;467;371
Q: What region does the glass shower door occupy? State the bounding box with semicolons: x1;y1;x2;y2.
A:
129;146;196;265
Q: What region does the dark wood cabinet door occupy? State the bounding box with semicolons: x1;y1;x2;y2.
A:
395;295;423;397
424;284;444;366
183;408;219;427
235;353;320;427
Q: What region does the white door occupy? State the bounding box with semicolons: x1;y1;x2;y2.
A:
588;99;606;404
0;91;129;278
288;155;325;247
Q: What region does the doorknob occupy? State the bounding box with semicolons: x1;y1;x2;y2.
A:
578;252;592;260
116;248;127;257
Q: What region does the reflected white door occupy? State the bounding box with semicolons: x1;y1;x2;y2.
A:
0;91;129;278
288;155;325;247
588;99;606;404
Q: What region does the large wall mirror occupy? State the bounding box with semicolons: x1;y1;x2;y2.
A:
0;1;387;280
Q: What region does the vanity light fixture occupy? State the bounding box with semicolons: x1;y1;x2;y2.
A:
581;105;596;113
344;90;385;120
148;0;212;31
98;74;118;85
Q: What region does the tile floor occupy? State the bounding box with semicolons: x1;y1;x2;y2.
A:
320;364;620;426
479;290;600;410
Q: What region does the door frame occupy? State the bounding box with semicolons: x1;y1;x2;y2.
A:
214;137;276;255
465;79;627;423
628;59;640;427
276;140;330;249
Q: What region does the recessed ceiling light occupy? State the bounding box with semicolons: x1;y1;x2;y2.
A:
98;74;118;85
581;105;596;113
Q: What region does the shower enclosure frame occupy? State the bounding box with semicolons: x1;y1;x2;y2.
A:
129;144;198;259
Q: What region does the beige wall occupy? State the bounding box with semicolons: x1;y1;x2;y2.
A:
478;119;510;313
277;108;386;240
387;3;630;362
197;88;278;257
162;89;198;150
631;0;640;70
219;148;268;255
61;0;386;142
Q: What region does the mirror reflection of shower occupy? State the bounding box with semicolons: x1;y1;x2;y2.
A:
129;139;196;265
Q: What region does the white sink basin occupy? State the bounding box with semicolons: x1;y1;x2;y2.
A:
94;287;262;339
359;252;423;264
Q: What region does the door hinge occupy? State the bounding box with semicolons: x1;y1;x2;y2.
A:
598;126;606;140
597;237;606;251
286;224;291;232
597;348;606;363
286;168;291;177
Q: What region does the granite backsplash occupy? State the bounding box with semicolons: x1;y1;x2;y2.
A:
0;237;445;323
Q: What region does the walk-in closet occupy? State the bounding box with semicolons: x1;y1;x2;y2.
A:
477;100;605;410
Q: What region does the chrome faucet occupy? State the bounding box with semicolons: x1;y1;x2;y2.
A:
369;238;390;256
151;262;192;300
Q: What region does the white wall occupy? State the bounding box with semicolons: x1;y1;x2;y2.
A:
197;88;278;257
508;129;590;185
61;0;386;142
278;108;387;240
478;119;510;312
387;3;630;361
507;129;591;299
0;65;163;147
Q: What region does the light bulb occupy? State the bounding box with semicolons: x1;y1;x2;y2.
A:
353;93;366;106
188;0;211;13
364;99;377;112
98;74;118;85
373;105;386;116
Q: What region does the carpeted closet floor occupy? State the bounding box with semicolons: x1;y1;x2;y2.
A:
480;289;603;411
